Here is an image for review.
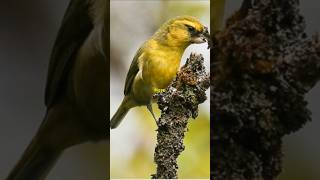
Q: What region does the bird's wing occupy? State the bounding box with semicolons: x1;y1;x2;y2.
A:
124;46;144;95
45;0;93;107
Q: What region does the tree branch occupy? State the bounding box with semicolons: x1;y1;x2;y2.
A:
151;53;210;179
211;0;320;179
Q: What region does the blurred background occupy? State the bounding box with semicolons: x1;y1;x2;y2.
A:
0;0;320;179
0;1;107;180
224;1;320;180
110;0;210;179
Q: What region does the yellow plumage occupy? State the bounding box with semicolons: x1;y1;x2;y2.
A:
143;39;184;89
111;16;209;129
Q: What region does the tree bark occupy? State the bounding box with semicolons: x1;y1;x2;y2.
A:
211;0;320;179
152;53;210;179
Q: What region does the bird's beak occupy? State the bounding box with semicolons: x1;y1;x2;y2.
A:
202;26;213;49
191;26;213;49
191;34;207;44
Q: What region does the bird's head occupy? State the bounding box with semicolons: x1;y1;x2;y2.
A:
153;16;210;48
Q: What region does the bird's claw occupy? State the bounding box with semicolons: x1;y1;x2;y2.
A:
153;88;166;94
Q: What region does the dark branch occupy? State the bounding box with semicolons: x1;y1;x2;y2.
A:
151;53;209;179
211;0;320;179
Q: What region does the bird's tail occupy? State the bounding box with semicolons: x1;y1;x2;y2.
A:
110;96;133;129
7;115;62;180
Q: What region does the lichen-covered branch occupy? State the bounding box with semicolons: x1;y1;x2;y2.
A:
211;0;320;179
151;53;209;179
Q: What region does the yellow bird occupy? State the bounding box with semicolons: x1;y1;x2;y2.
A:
110;16;210;129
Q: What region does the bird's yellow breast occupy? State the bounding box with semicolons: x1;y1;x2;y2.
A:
142;40;184;89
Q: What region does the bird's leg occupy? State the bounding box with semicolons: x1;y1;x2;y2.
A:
146;103;158;125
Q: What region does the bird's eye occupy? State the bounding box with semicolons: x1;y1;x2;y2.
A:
186;25;196;33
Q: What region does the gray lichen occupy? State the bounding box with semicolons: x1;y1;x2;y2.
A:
211;0;320;179
151;53;209;179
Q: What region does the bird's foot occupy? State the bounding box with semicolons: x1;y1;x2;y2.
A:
153;87;166;94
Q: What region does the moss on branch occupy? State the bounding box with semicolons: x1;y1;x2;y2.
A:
151;53;209;179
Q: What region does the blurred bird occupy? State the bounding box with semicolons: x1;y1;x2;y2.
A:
7;0;108;179
110;16;210;129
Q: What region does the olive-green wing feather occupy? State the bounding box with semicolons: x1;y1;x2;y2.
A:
124;46;144;95
45;0;93;107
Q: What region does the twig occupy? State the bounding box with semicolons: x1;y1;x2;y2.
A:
151;53;210;179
